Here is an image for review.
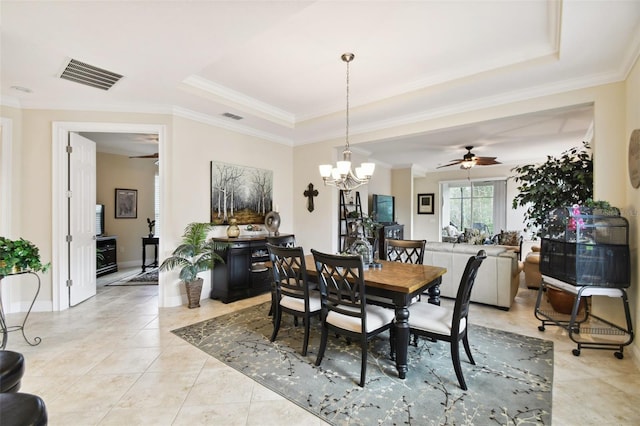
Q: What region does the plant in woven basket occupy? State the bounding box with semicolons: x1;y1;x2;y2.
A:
0;237;51;277
159;222;226;308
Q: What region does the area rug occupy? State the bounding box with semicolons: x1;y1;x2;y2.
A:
106;268;158;286
172;302;553;425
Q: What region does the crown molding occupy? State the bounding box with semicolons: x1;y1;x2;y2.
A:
172;106;293;146
181;75;295;127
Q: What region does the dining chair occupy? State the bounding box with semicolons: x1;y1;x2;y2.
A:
266;234;296;247
311;249;396;387
406;249;486;390
385;239;426;264
266;243;321;356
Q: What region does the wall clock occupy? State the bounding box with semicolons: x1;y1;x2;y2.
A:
629;129;640;189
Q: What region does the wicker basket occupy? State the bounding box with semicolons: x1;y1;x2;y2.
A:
185;278;203;309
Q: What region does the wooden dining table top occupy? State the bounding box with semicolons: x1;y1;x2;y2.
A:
303;254;447;295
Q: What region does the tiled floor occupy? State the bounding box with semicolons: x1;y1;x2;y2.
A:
4;269;640;425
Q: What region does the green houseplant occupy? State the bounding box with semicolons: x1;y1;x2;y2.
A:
159;222;225;308
0;237;51;277
511;141;594;236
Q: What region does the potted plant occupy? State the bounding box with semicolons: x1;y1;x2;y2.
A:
0;237;51;277
511;141;593;236
159;222;225;308
511;142;618;312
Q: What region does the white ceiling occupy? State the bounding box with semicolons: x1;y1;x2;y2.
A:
2;1;639;171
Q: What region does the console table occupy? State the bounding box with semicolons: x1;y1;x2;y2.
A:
141;236;159;272
0;271;42;350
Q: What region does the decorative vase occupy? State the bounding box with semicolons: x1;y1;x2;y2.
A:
264;211;281;236
226;219;240;238
349;237;373;265
184;278;203;309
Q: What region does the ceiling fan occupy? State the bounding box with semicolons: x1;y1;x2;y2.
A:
437;145;501;169
129;153;158;159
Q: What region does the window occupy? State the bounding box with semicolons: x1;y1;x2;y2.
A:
440;179;506;237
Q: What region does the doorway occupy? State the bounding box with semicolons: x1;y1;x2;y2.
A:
52;122;165;311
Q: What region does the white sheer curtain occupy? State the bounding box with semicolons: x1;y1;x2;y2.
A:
439;178;507;238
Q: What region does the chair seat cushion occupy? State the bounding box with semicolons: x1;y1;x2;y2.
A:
0;393;48;426
0;351;25;393
280;292;322;313
327;304;395;333
408;302;466;335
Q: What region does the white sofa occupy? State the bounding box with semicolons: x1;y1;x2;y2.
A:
423;242;521;310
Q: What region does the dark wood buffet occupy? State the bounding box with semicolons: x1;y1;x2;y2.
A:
210;235;291;303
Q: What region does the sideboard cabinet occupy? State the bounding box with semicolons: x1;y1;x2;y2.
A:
210;236;278;303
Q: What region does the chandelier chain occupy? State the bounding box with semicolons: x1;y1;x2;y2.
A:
345;56;350;149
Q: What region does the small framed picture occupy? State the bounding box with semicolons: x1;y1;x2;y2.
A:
417;193;435;215
115;188;137;218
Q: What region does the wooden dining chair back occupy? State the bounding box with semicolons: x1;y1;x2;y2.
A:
311;249;395;387
266;234;296;247
386;239;426;264
407;249;486;390
267;243;321;356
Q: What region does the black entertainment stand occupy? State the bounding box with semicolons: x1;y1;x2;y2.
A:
97;236;118;276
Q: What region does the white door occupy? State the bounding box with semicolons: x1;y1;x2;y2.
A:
68;132;97;305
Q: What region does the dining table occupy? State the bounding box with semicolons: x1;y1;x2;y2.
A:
303;254;447;380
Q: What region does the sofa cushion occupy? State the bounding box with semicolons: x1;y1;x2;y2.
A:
423;241;519;309
424;242;455;252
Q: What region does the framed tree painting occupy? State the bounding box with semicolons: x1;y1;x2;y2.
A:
115;188;137;218
210;161;273;225
417;193;434;215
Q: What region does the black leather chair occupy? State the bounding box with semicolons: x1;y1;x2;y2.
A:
0;350;24;393
0;393;48;426
312;249;395;387
407;249;486;390
0;350;48;425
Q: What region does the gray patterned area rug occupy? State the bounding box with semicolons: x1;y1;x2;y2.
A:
172;302;553;425
106;269;158;286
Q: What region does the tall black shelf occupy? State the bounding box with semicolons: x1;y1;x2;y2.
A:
339;190;362;252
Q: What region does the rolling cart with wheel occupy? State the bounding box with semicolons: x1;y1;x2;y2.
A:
535;276;634;358
535;206;633;358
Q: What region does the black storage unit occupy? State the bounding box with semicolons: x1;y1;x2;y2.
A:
377;224;404;260
96;236;118;276
540;206;630;287
210;236;276;303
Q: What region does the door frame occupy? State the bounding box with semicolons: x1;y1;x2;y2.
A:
52;121;165;311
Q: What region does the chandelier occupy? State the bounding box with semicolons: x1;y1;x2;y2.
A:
319;53;375;192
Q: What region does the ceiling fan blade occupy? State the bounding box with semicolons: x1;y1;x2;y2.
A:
436;160;463;168
437;147;500;169
475;157;501;165
129;153;159;159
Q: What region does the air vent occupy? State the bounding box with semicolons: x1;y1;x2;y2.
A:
222;112;243;120
59;59;123;90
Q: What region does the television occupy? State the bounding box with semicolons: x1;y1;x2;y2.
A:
96;204;105;236
371;194;395;224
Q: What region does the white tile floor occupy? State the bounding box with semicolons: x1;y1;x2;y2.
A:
4;268;640;425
